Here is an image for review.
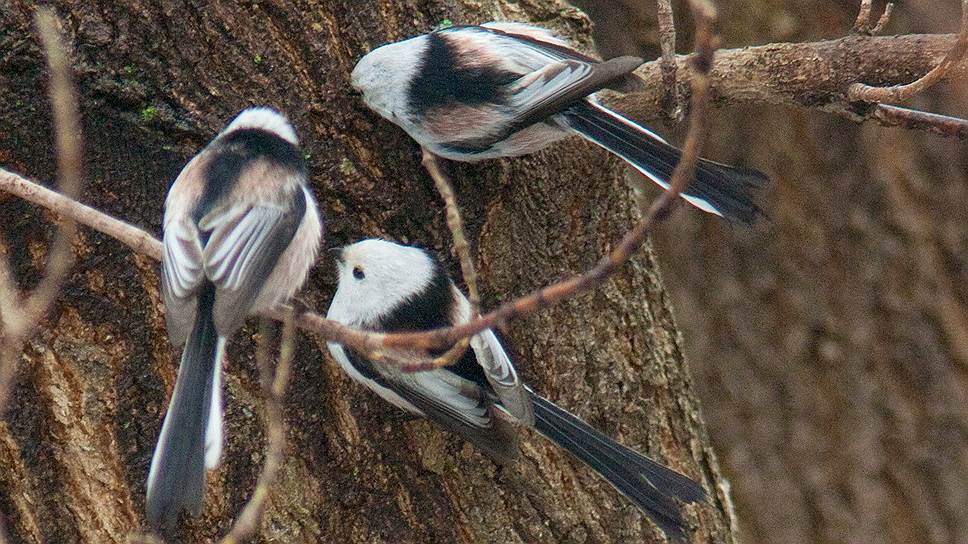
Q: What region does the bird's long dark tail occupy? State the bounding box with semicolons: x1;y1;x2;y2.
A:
146;286;224;530
562;99;768;226
529;391;706;542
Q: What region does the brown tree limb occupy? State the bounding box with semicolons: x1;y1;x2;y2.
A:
609;33;968;134
849;0;968;102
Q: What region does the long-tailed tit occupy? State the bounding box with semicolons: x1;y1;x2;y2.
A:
147;108;324;529
351;21;768;226
326;239;705;541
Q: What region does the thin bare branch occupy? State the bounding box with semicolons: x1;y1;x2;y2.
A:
373;0;723;361
871;3;895;35
873;104;968;140
849;0;968;102
0;9;83;412
220;311;296;543
0;168;437;371
852;0;874;34
0;169;162;259
20;10;83;329
421;150;480;310
656;0;681;123
417;148;476;369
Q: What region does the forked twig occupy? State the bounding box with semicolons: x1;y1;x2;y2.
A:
871;3;895;35
220;310;296;543
852;0;894;35
850;0;968;102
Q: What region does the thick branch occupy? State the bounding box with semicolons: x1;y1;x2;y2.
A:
610;33;966;123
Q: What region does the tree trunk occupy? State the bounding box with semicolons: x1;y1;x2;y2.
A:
0;1;731;542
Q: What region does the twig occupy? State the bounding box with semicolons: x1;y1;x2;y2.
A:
220;310;296;543
0;167;434;369
0;169;161;260
852;0;874;34
417;149;475;370
849;0;968;102
852;0;895;36
871;3;895;35
421;149;480;310
872;104;968;140
0;10;82;412
656;0;682;123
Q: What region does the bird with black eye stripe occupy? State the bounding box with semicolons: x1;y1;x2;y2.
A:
326;238;706;543
148;107;324;530
350;21;769;226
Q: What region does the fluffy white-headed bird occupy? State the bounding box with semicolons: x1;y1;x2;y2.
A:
350;21;768;226
148;107;323;529
326;239;705;542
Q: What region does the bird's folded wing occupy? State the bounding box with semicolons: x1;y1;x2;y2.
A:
199;188;306;334
471;330;534;425
446;57;642;150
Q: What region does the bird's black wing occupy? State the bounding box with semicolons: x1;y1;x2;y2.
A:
344;347;519;462
443;56;642;152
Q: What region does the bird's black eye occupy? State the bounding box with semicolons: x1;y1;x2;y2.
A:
352;266;365;280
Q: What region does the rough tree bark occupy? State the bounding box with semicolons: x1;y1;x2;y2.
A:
0;1;730;543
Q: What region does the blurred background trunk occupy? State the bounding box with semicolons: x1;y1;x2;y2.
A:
569;1;968;543
0;1;732;542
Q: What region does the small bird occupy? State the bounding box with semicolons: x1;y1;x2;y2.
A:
148;107;324;529
326;239;706;542
351;21;768;226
